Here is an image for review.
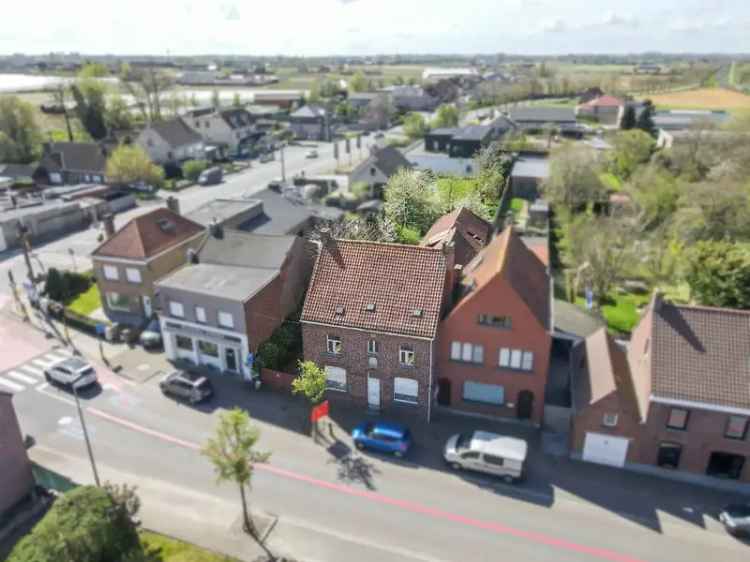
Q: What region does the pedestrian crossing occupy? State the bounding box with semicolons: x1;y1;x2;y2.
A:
0;348;75;394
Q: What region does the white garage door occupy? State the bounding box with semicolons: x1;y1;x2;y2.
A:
583;432;629;467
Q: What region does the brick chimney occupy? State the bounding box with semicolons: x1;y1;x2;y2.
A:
166;196;181;215
103;214;115;239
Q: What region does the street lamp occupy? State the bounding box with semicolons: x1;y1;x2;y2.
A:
68;248;77;272
72;374;101;487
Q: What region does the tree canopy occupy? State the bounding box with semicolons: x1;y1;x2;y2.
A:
432;104;459;129
383;169;439;235
349;71;368;93
402;112;430;139
0;96;42;163
685;241;750;309
292;360;327;405
543;145;606;210
106;144;165;187
611;129;655;179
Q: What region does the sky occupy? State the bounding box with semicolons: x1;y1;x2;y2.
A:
2;0;750;56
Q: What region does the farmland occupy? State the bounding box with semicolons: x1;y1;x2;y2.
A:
646;87;750;110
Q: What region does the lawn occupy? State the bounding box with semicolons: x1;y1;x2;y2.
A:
576;290;651;335
646;87;750;110
65;283;101;316
435;177;479;204
599;172;623;191
140;532;241;562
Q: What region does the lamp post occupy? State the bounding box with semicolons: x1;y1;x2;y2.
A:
72;374;101;487
68;248;77;272
279;142;286;183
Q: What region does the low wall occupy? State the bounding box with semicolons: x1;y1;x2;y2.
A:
260;368;295;393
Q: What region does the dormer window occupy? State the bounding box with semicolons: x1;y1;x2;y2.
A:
334;306;345;316
412;309;423;318
364;303;376;312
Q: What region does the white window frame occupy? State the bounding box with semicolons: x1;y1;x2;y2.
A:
510;349;522;369
218;311;234;329
324;366;347;391
169;301;184;318
393;377;418;404
326;335;342;355
399;346;415;367
461;342;473;362
103;264;119;281
521;351;534;371
106;292;131;312
367;339;378;355
450;341;461;360
602;413;618;427
195;306;207;323
499;348;510;367
125;267;142;284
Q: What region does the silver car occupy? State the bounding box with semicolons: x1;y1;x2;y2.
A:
44;357;98;390
444;431;528;483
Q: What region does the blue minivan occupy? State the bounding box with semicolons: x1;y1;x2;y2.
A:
352;421;412;457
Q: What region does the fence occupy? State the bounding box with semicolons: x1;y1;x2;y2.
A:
260;368;296;394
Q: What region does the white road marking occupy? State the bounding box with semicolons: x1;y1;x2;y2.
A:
44;352;69;362
0;377;24;392
32;358;56;368
36;383;50;391
20;365;45;376
54;348;74;356
6;371;38;384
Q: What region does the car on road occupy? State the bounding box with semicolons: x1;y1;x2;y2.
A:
44;357;98;390
305;149;319;159
719;504;750;536
139;318;162;349
159;370;213;404
444;431;527;483
259;152;275;163
198;166;223;186
352;421;412;457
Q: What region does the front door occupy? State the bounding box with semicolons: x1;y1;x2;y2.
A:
142;296;152;318
437;378;451;406
367;376;381;410
225;348;238;373
516;390;534;419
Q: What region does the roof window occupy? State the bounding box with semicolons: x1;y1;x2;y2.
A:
364;303;376;312
335;306;345;316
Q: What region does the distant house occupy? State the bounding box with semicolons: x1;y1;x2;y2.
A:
421;207;492;268
571;296;750;486
0;163;35;186
576;96;624;126
289;105;329;141
183;107;260;157
381;85;438;112
348;92;382;111
0;392;34;517
348;146;412;197
34;142;109;185
425;117;517;158
510;156;550;200
422;67;480;82
652;110;730;132
136;118;205;164
579;87;605;104
252;91;305;110
508;107;577;132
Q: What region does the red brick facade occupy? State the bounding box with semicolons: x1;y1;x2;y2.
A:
302;323;434;420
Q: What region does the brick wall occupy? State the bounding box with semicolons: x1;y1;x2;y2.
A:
245;275;284;352
260;368;296;393
0;395;34;515
302;323;434;420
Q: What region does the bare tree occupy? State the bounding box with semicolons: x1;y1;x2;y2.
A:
121;66;174;123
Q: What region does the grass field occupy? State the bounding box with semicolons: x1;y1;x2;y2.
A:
646;87;750;110
66;284;101;316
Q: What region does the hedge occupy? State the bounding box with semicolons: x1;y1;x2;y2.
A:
256;320;302;371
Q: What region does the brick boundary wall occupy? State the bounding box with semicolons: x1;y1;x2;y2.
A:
260;368;296;393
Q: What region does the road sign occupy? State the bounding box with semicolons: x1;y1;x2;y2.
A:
95;323;107;337
245;352;255;368
311;400;330;423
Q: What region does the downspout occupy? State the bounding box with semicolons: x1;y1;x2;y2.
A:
427;338;433;423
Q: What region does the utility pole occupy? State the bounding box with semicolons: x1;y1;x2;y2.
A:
72;377;101;487
280;143;286;183
17;224;35;284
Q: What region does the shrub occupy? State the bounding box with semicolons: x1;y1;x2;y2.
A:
44;268;91;303
257;341;283;371
350;181;371;200
396;225;422;245
183;159;209;181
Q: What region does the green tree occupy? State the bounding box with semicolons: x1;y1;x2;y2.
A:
120;65;173;123
625;164;681;230
71;76;108;140
349;70;368;93
0;96;41;163
612;129;655;179
402;112;430;139
636;99;656;136
620;105;636;130
182;159;209;181
106;144;165;188
293;360;328;438
685;241;750;308
383;169;438;234
393;75;405;85
202;408;270;536
335;101;356;122
432;104;459;128
78;62;109;78
7;486;141;562
105;93;133;131
543;145;606;210
672;181;750;242
307;81;322;104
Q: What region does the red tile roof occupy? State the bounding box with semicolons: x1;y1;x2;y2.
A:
92;208;204;260
455;227;550;330
301;239;448;339
582;95;624;108
421;207;492;267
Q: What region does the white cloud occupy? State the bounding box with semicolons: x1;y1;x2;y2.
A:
600;12;638;28
542;18;567;33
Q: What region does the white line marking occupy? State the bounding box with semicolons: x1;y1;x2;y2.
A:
0;377;24;392
20;365;44;376
32;358;56;368
6;371;38;384
54;348;74;356
36;382;50;391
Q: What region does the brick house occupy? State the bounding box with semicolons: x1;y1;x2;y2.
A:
435;227;552;425
421;207;492;268
572;295;750;485
34;142;109;185
301;234;451;421
0;392;34;516
92;208;205;326
288;105;329;141
348;146;412;198
156;227;312;376
136;117;205;165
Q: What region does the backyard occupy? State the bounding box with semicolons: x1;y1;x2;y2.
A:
65;282;101;317
575;290;651;335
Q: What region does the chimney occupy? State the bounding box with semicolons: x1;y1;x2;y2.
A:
166;196;180;215
209;217;224;239
441;241;457;311
319;227;333;249
103;214;115;239
187;248;199;264
653;289;664;312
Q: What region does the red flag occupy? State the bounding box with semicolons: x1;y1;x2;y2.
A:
310;400;330;422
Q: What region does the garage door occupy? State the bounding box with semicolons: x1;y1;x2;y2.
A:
583;432;629;467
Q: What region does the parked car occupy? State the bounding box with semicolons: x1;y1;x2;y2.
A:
719;504;750;536
128;180;155;193
259;152;275;163
198;166;223;186
443;431;527;483
159;370;214;404
352;421;412;457
44;357;98;390
139;318;162;349
305;149;319;159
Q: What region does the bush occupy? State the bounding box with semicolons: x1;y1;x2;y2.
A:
44;268;92;303
7;486;141;562
396;225;422;245
256;320;302;371
182;159;209;182
350;181;371;200
257;341;283;371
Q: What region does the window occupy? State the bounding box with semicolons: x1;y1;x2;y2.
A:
324;366;347;391
175;335;193;351
478;314;512;329
169;301;184;318
725;415;748;440
499;348;534;372
666;408;689;430
657;442;682;469
195;306;207;323
370;167;376;177
125;267;141;283
394;377;418;404
399;346;415;367
463;381;504;405
368;356;378;368
461;451;480;460
218;311;234;329
197;340;219;357
106;292;131;312
368;339;379;354
602;413;618;427
450;341;461;360
103;265;119;281
483;454;505;467
326;335;342;355
451;342;483;364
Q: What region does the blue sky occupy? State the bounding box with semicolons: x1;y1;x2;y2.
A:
2;0;749;55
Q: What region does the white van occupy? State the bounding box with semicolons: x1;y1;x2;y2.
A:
443;431;527;483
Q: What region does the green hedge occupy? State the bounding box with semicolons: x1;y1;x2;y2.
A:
44;268;92;303
182;159;210;182
257;320;302;371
